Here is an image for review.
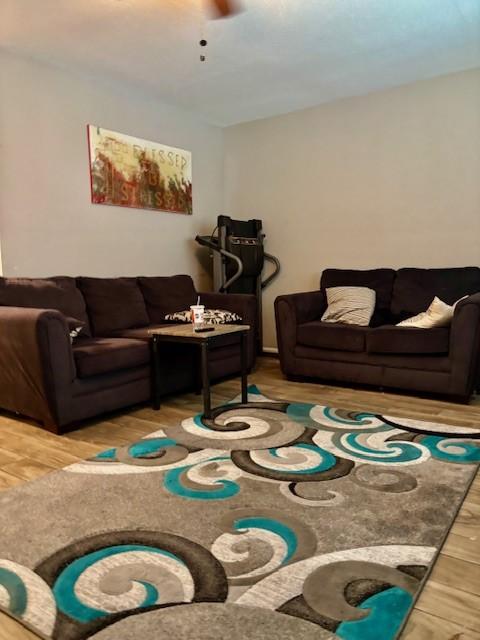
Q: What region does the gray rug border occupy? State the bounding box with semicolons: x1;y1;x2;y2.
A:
394;462;479;639
0;401;479;640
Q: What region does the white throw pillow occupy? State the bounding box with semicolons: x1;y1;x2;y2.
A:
396;296;466;329
321;286;376;326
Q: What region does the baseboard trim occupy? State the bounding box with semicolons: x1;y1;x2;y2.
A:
262;347;279;357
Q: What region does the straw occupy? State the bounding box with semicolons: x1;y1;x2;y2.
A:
197;295;200;306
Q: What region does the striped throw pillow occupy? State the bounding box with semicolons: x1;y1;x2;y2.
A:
321;286;376;326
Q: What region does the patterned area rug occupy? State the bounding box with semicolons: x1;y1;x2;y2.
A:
0;386;479;640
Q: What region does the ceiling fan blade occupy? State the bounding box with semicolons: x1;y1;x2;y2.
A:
210;0;241;18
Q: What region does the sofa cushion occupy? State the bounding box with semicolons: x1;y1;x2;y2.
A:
295;344;451;372
320;269;396;326
367;325;450;355
391;267;480;322
78;277;149;336
138;275;197;324
297;321;368;352
0;276;91;335
73;337;150;378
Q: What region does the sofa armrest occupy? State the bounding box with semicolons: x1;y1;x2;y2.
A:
198;292;257;367
449;293;480;395
274;291;326;374
275;290;326;325
0;307;76;429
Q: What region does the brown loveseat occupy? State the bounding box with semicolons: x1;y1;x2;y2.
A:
0;275;256;433
275;268;480;402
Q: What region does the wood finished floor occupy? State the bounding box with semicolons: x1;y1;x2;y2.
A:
0;357;479;640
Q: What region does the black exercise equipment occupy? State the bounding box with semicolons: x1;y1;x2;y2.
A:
195;215;280;352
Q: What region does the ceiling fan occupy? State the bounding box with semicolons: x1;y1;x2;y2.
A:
208;0;242;18
199;0;242;61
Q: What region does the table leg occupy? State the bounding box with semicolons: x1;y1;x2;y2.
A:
150;335;161;410
194;346;202;395
241;330;248;404
201;341;211;419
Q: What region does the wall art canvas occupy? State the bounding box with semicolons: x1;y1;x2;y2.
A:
88;125;192;214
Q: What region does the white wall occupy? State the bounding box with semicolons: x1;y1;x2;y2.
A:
224;68;480;349
1;56;479;348
0;52;223;289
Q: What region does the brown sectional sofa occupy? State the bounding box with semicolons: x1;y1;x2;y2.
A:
0;275;257;433
275;267;480;402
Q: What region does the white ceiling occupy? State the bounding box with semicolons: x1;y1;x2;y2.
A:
1;0;479;126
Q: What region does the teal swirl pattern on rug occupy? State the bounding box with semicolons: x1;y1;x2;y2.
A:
164;457;242;500
52;544;192;623
336;587;413;640
0;567;27;616
420;435;480;463
0;385;478;640
231;516;297;562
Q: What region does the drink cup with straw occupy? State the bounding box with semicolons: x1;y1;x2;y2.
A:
190;296;205;331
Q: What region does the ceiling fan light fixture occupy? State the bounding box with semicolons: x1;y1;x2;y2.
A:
209;0;241;19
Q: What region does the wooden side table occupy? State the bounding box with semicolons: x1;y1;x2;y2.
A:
149;324;250;419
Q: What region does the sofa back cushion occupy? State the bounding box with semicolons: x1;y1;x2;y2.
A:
78;277;149;336
320;269;396;326
138;275;197;324
0;276;91;335
390;267;480;322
